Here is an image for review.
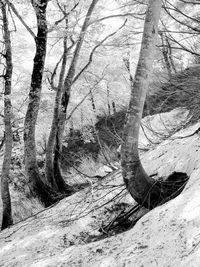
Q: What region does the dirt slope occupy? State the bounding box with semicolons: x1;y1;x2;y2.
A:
1;110;200;266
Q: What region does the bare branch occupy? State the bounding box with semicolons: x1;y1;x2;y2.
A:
48;1;79;33
48;54;63;90
161;20;200;57
0;131;5;150
73;20;127;84
163;1;200;33
165;0;200;24
66;91;90;121
8;4;17;32
5;0;35;39
178;0;200;4
89;13;144;26
56;0;79;16
123;51;134;87
66;74;104;122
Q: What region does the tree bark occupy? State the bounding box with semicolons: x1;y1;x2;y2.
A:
121;0;163;209
160;32;172;79
0;0;13;230
24;0;58;206
45;21;68;191
167;36;177;73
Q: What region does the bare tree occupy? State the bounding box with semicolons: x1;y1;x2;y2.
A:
121;0;163;209
45;5;72;193
23;0;59;206
46;0;100;189
53;0;126;180
0;0;13;230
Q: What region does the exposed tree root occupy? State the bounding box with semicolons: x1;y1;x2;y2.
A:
99;203;142;235
99;172;189;236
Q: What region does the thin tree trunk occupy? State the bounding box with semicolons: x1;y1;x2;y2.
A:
53;133;72;194
160;32;172;79
166;36;177;73
90;89;96;113
0;0;13;230
107;85;111;116
121;0;163;209
55;0;99;177
58;0;99;138
53;98;70;193
112;101;116;115
90;90;114;169
45;21;68;190
24;0;58;206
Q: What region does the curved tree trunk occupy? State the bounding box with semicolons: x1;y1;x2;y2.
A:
121;0;163;209
24;0;58;206
0;0;13;230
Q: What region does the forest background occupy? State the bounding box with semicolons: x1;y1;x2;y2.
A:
0;0;200;231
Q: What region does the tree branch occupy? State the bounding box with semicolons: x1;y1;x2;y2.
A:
5;0;35;39
48;1;79;33
165;0;200;24
47;54;63;90
163;1;200;33
73;19;127;84
161;21;200;57
89;12;144;26
66;91;90;121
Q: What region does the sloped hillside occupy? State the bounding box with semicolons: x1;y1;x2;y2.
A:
95;65;200;149
147;65;200;120
1;110;200;266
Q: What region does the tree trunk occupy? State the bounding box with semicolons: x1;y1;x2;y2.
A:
53;95;70;192
107;85;111;115
58;0;99;137
167;36;177;73
0;0;13;230
53;133;73;194
160;32;172;79
45;24;68;191
121;0;163;209
112;101;116;115
55;0;99;181
24;0;58;206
